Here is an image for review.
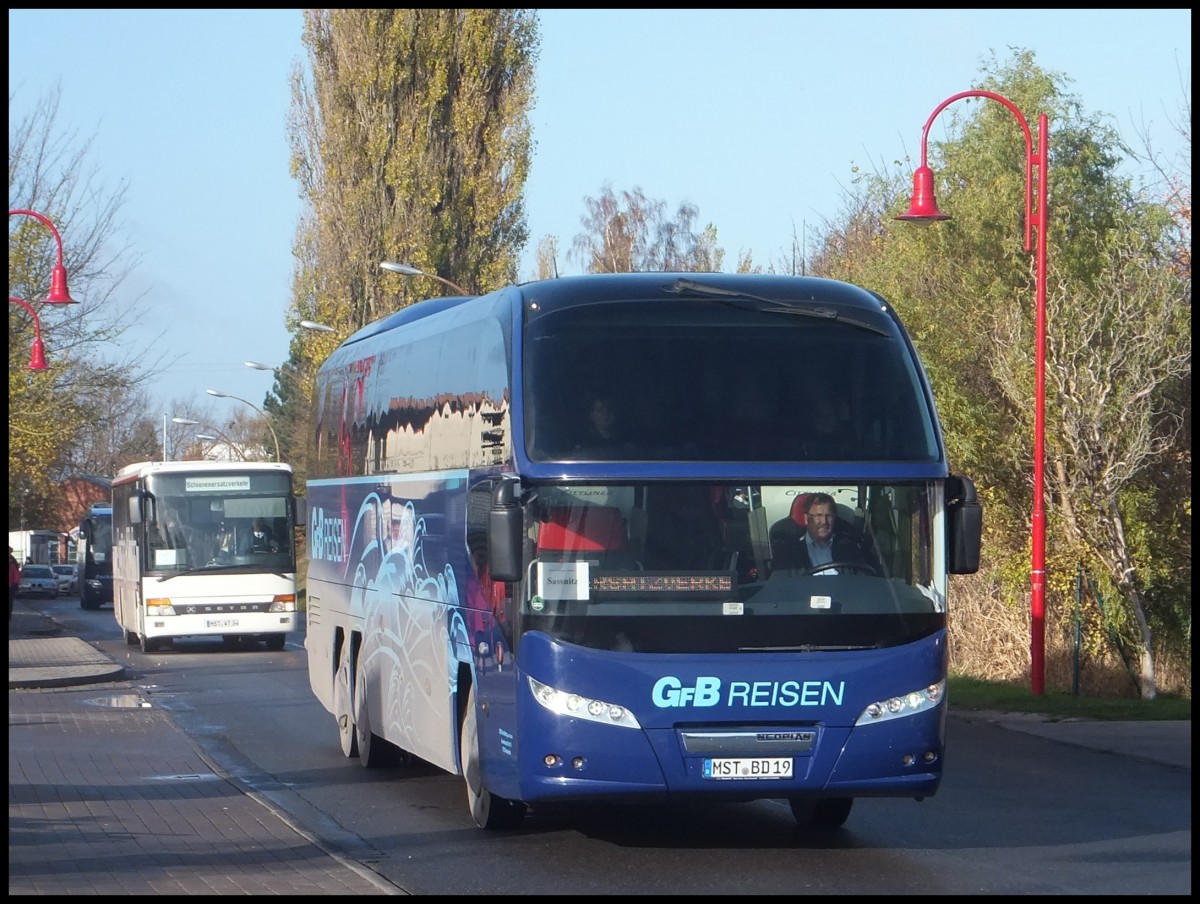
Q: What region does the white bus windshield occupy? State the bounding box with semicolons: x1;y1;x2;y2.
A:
141;471;295;574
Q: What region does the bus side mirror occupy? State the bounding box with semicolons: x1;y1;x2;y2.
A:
128;494;144;525
295;496;308;530
488;477;524;582
946;474;982;574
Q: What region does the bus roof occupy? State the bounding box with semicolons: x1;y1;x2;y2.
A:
112;459;294;484
511;271;893;312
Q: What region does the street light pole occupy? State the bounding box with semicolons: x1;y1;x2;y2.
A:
245;359;309;396
172;417;245;461
897;89;1049;696
299;320;336;333
206;389;281;462
380;260;471;295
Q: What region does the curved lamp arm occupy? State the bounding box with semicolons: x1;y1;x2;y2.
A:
206;389;281;462
8;296;49;370
8;208;77;304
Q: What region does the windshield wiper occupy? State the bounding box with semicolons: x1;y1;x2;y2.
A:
156;563;264;582
664;278;888;335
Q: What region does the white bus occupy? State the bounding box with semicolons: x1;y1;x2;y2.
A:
112;460;299;653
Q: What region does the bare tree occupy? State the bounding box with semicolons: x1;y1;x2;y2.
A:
9;83;160;527
570;183;726;273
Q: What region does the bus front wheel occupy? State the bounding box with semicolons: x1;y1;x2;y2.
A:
354;657;401;768
460;685;526;829
789;796;853;830
139;633;160;654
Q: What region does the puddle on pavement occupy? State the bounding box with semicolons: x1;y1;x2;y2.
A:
83;693;151;709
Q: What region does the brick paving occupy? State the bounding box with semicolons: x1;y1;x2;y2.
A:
8;605;402;895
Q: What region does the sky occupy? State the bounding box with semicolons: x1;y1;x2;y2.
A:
8;9;1191;423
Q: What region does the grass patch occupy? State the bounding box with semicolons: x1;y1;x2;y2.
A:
949;673;1191;721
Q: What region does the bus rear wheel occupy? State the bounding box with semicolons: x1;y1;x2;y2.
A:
334;642;358;758
789;796;853;830
460;685;526;829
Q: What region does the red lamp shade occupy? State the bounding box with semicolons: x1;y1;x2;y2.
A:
45;264;77;304
28;334;48;370
896;165;950;222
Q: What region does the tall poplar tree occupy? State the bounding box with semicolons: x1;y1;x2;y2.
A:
278;9;538;486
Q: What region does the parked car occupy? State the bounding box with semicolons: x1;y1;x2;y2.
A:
18;564;59;599
50;563;78;594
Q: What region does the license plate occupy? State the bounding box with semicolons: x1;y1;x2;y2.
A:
703;757;793;780
206;618;238;628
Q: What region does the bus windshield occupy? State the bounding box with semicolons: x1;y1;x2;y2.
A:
524;293;940;463
141;471;295;574
513;482;942;655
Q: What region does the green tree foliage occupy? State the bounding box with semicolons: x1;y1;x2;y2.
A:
289;8;537;326
9;85;155;530
280;9;538;483
808;50;1191;697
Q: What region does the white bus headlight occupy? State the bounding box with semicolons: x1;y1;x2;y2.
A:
529;676;641;729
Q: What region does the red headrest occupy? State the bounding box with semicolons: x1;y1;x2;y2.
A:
790;493;811;528
537;506;626;552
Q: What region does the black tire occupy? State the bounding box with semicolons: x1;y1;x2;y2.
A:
122;625;138;646
265;633;287;652
139;632;159;654
460;685;526;829
354;656;401;768
789;796;853;829
80;594;101;611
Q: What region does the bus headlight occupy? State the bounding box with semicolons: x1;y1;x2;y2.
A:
269;594;297;613
855;679;945;725
528;676;641;729
145;598;176;616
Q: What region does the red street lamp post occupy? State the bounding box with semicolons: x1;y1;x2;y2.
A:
898;90;1049;696
8;296;49;370
9;208;78;305
9;207;78;371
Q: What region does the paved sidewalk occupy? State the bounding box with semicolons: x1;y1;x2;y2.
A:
9;605;404;895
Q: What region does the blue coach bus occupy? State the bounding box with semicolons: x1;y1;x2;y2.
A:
304;272;982;830
77;502;113;611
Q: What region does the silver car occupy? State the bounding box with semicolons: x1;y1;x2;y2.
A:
50;563;78;594
17;564;59;599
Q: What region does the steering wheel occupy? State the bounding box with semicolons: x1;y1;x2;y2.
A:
805;560;880;577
